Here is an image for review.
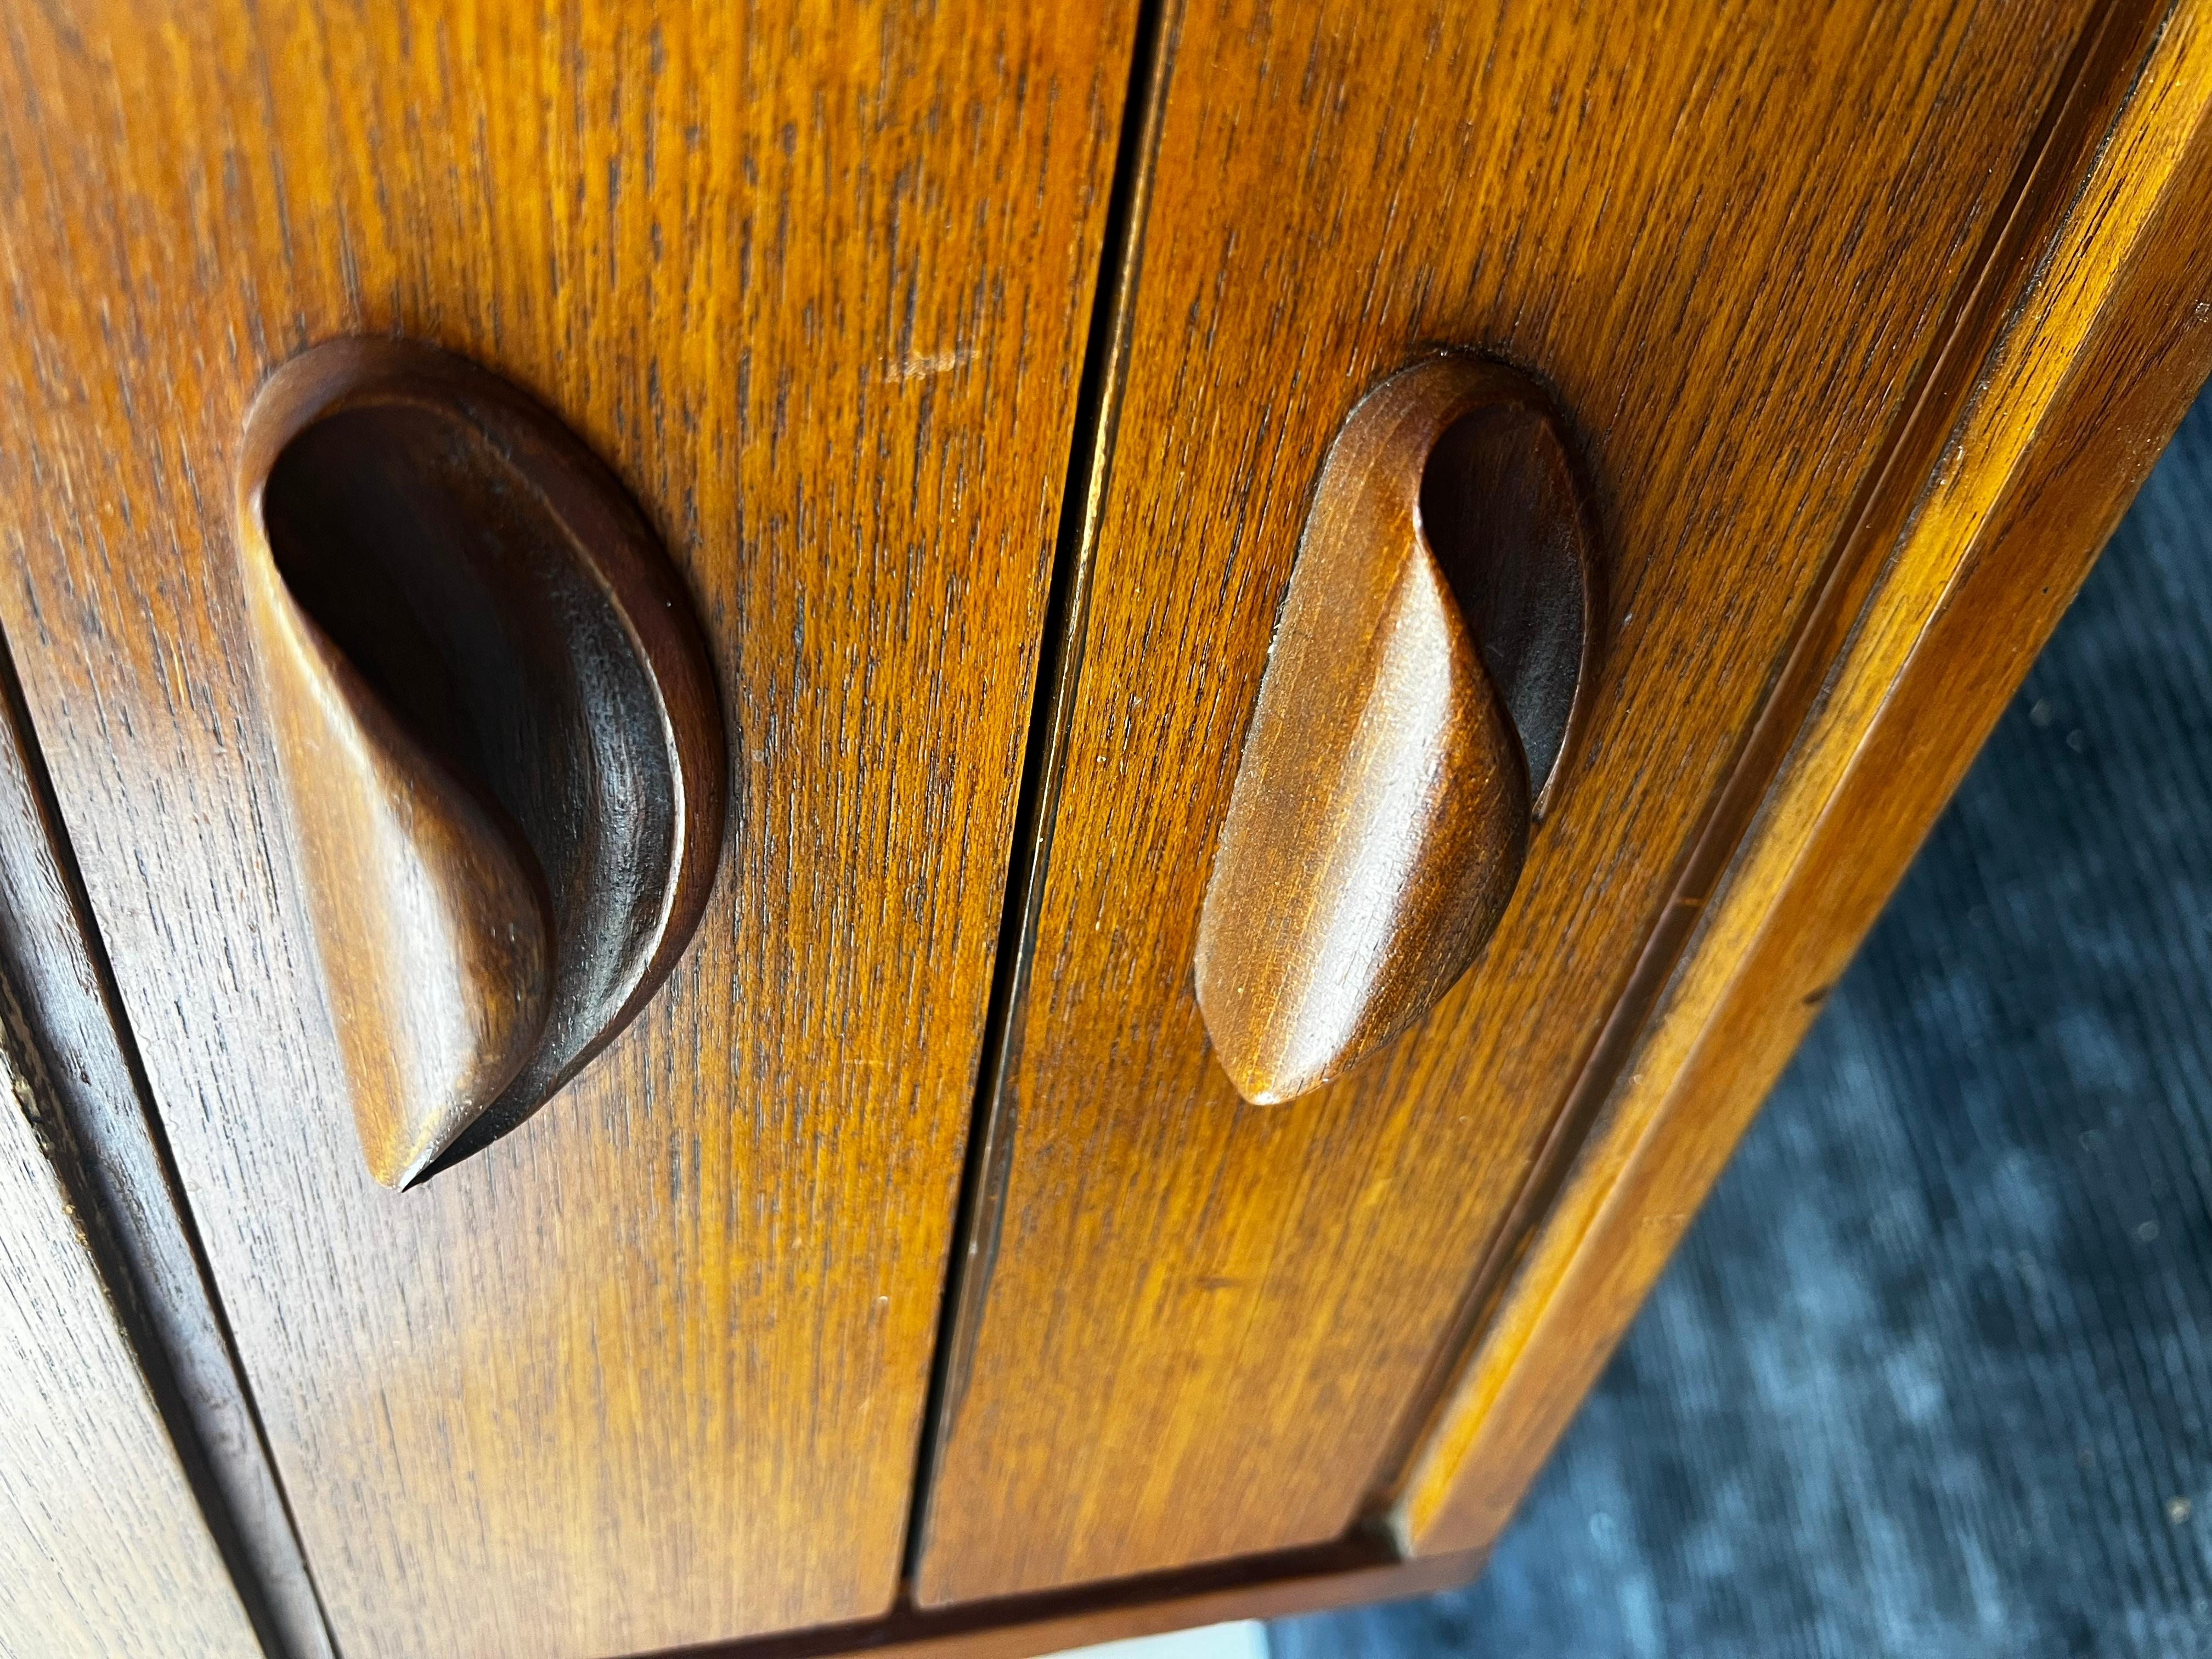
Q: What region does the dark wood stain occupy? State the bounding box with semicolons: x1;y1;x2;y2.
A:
240;336;726;1187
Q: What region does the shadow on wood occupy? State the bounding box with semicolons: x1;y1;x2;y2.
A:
236;337;726;1188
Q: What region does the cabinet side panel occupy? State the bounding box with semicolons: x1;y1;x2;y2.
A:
0;646;331;1655
0;991;262;1659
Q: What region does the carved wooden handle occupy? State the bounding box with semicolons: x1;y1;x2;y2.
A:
1195;356;1597;1104
237;338;726;1188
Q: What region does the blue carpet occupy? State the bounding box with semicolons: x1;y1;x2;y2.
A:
1273;391;2212;1658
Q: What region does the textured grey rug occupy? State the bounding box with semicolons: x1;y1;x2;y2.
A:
1273;391;2212;1658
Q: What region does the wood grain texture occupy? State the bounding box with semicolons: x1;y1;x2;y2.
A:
0;651;333;1656
0;968;262;1659
1195;355;1594;1105
0;2;1133;1654
240;336;726;1187
919;0;2101;1602
1400;0;2212;1557
648;1541;1482;1659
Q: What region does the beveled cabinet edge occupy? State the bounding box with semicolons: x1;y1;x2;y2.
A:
1389;0;2212;1555
0;637;335;1656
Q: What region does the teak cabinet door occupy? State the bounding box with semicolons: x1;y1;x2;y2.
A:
916;0;2106;1604
0;2;1132;1655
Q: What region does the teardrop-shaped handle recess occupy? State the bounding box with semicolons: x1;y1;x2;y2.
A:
237;338;726;1188
1195;355;1598;1104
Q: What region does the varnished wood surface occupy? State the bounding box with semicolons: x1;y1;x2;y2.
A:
654;1541;1482;1659
920;0;2102;1602
0;3;1133;1654
1401;0;2212;1558
240;336;726;1187
0;969;262;1659
1194;356;1593;1105
0;652;332;1655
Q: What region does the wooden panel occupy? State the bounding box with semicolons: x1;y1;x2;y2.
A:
918;0;2100;1602
637;1541;1480;1659
0;3;1132;1655
1401;0;2212;1557
0;973;262;1659
0;650;331;1654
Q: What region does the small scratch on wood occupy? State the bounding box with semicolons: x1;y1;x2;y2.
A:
884;347;970;382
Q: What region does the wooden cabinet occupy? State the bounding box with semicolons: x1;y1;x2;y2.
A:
3;0;2210;1655
0;986;261;1659
0;3;1133;1654
912;0;2106;1600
